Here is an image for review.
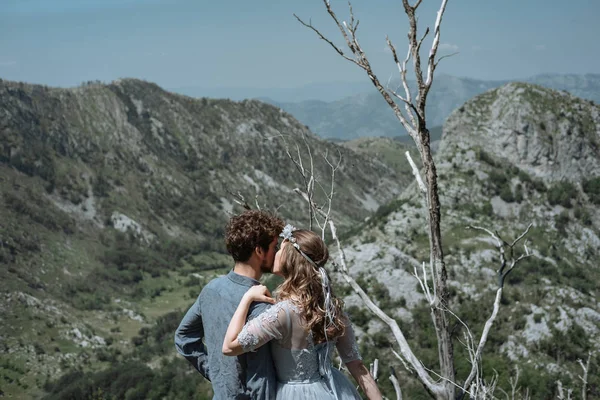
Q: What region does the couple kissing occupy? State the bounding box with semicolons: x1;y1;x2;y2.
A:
175;210;382;399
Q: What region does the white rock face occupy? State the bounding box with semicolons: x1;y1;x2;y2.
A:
338;242;425;309
441;83;600;182
111;212;142;234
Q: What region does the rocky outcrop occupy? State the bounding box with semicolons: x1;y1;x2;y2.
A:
441;82;600;182
334;82;600;396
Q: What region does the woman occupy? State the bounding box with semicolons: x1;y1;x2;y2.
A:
222;225;382;399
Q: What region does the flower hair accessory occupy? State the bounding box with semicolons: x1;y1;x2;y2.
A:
279;224;318;268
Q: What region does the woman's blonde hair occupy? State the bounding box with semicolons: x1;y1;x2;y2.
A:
275;229;345;343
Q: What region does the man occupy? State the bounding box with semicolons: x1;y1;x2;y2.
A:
175;210;284;399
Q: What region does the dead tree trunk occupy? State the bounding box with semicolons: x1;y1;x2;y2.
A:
291;1;537;399
295;1;456;397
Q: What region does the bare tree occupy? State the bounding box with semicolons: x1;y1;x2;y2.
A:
289;1;537;399
294;0;455;396
557;351;596;400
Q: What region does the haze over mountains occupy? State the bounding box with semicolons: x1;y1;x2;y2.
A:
174;73;600;141
1;75;599;398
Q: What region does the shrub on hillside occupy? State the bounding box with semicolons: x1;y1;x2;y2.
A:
500;185;515;203
574;206;592;226
582;176;600;204
554;211;570;234
476;149;498;167
547;181;577;208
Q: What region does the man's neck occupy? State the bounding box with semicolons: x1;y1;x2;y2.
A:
233;262;262;281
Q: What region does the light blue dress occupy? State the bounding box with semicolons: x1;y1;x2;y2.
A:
237;300;363;399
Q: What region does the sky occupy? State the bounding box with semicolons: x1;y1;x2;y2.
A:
0;0;598;94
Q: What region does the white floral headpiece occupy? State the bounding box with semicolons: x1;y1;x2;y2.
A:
279;224;318;268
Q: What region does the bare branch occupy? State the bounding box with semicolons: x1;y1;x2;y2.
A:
416;27;430;57
389;367;403;400
254;195;262;211
391;349;412;372
406;151;426;194
370;358;379;382
401;0;425;98
226;189;252;210
293;14;362;67
509;366;522;400
322;150;341;240
296;1;418;138
557;381;574;400
386;36;418;128
434;51;459;69
579;351;594;400
461;288;502;392
510;223;533;247
413;0;424;10
425;0;449;89
462;223;534;392
333;263;444;396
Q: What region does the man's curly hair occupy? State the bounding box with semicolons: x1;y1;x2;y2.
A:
225;210;285;262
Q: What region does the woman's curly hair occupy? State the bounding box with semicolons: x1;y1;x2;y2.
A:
275;229;345;343
225;210;284;262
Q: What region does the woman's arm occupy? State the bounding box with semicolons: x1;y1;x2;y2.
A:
335;313;383;399
222;285;275;356
346;360;382;400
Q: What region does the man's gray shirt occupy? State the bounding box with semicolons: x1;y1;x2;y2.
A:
175;271;276;400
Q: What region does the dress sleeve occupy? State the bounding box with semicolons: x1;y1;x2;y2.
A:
336;313;362;364
237;301;291;353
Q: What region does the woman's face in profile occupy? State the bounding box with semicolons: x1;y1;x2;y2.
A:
272;240;288;276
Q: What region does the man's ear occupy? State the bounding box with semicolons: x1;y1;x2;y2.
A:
255;246;265;258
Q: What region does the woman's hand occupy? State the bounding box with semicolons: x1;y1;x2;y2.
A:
243;285;275;304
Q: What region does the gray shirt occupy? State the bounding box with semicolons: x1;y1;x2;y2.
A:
175;271;276;400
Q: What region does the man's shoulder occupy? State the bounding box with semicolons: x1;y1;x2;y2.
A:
199;274;237;298
248;301;274;319
202;275;228;291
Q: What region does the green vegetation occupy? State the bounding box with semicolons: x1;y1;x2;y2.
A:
554;211;570;234
547;181;578;208
582;176;600;204
42;311;213;400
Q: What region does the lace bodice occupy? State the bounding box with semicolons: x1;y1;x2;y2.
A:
237;300;361;383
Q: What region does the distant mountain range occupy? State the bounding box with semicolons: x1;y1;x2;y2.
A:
262;73;600;140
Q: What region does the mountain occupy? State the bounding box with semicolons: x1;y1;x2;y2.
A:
332;82;600;398
0;77;405;399
266;73;600;140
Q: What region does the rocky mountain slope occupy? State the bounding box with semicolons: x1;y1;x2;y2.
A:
0;78;405;399
268;73;600;140
333;82;600;398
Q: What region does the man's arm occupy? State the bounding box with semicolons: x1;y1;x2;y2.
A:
174;297;210;380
